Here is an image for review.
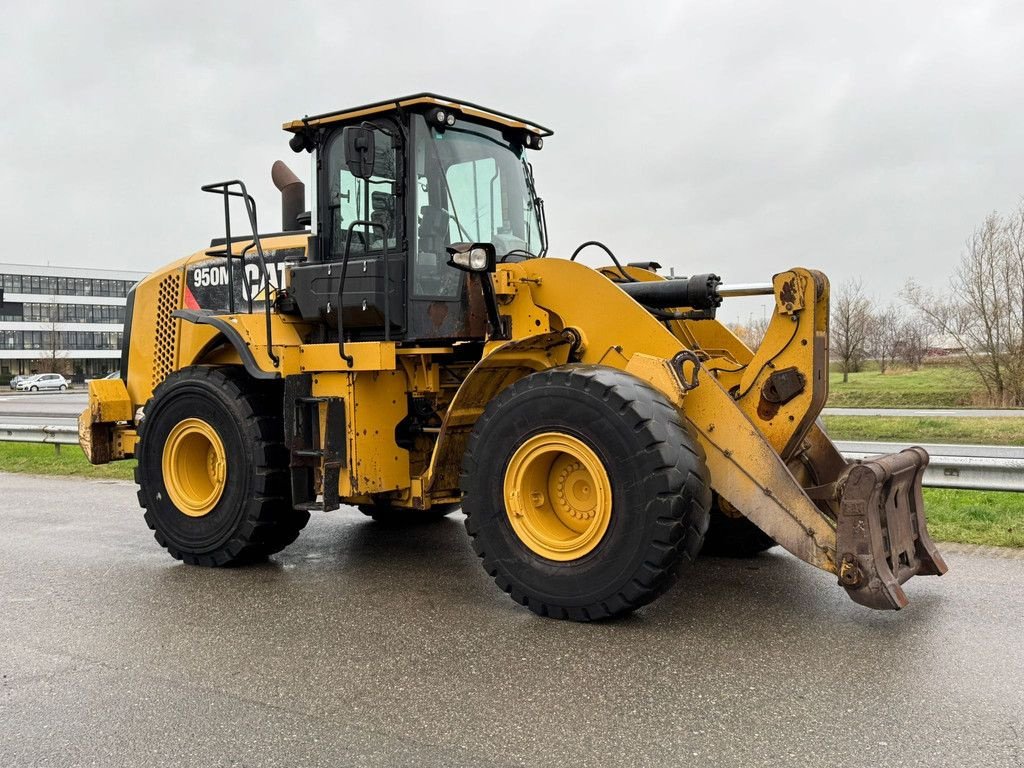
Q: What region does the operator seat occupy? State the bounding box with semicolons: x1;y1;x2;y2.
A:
418;204;449;256
370;191;395;246
415;204;455;294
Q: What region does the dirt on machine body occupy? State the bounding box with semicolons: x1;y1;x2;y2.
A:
80;93;945;619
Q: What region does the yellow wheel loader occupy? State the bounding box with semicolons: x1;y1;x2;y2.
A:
80;94;946;619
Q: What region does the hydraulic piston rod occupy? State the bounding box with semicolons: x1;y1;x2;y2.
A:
717;282;774;297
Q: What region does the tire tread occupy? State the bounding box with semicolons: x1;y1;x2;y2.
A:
136;366;308;566
461;364;711;621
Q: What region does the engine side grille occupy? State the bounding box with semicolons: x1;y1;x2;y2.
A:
153;273;181;390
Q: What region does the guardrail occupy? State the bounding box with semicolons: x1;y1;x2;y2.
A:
0;423;78;445
1;426;1021;492
834;441;1024;493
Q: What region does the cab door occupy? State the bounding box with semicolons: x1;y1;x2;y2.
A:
302;123;408;339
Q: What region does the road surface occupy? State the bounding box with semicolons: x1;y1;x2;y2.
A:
0;391;87;427
1;473;1022;767
823;407;1024;418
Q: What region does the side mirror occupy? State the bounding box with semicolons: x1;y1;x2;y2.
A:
343;126;375;179
446;242;496;273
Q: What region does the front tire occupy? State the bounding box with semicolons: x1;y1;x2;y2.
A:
136;366;308;566
30;386;37;391
461;365;711;621
59;384;67;391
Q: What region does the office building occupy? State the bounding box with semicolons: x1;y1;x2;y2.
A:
0;262;148;381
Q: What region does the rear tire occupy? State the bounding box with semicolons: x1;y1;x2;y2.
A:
700;493;776;558
136;366;308;566
461;365;711;621
358;503;460;524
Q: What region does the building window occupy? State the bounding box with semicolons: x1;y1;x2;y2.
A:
0;272;137;300
16;302;126;324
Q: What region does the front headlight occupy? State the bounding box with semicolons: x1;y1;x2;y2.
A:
446;242;496;273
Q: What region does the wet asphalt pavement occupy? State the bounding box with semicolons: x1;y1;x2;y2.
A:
1;473;1022;767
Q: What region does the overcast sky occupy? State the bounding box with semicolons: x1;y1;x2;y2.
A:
3;1;1023;323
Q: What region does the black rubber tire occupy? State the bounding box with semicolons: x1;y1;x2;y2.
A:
30;386;37;391
59;384;67;391
461;365;711;621
700;493;777;558
135;366;309;566
357;503;460;524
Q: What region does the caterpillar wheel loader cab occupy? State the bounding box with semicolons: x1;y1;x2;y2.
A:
80;93;946;619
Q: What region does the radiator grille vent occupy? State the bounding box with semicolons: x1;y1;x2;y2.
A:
153;273;181;390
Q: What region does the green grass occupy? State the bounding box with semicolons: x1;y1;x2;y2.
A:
0;442;135;480
1;443;1021;548
828;363;980;408
822;415;1024;446
923;488;1024;548
821;405;1024;547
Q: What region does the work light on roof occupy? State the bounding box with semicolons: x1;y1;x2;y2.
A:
427;107;460;129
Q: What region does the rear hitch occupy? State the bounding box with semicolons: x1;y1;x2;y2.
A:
836;447;948;610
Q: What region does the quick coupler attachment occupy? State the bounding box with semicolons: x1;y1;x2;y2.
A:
836;447;948;610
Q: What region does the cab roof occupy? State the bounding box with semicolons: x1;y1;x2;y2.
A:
282;92;553;137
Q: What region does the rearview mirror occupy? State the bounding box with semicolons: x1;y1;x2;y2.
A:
343;126;375;179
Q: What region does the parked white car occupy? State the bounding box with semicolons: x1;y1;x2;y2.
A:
85;370;121;384
16;373;69;392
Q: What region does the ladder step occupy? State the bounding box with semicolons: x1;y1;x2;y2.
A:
293;449;324;458
294;501;325;512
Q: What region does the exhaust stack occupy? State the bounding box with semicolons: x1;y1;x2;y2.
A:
271;160;305;231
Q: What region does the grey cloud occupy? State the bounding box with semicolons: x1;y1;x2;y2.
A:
3;0;1023;320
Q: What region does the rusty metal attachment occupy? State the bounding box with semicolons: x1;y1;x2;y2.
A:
836;447;948;610
671;350;702;392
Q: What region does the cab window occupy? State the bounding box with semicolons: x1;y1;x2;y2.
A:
324;128;400;260
410;115;542;299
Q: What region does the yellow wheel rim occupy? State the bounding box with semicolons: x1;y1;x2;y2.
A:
503;432;612;561
161;418;227;518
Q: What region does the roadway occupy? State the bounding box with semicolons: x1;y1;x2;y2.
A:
1;473;1022;767
0;391;87;426
822;407;1024;418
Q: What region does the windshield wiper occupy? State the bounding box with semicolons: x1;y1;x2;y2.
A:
523;160;548;257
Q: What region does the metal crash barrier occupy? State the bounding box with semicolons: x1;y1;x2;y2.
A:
0;424;79;445
1;426;1022;493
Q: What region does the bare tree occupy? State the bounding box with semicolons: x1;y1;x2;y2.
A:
831;279;874;382
895;313;933;370
34;306;71;376
904;204;1024;406
868;303;903;373
1005;200;1024;405
727;312;772;349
